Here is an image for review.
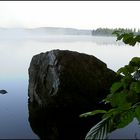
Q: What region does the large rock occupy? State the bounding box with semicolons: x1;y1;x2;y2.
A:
28;49;119;140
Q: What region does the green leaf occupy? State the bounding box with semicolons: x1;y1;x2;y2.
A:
110;82;123;94
80;110;107;118
112;30;121;36
110;91;127;108
117;65;131;76
117;65;135;76
85;117;112;140
130;82;140;93
102;93;113;104
114;32;140;46
135;35;140;43
129;39;136;46
135;105;140;122
117;67;127;75
117;109;134;128
129;57;140;67
131;57;140;63
116;34;124;41
102;108;119;119
121;75;133;89
122;34;133;44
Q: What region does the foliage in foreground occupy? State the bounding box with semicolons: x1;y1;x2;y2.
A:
80;30;140;139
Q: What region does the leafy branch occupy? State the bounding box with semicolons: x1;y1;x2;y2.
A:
80;30;140;139
112;30;140;46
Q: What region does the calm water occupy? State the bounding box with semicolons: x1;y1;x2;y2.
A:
0;35;140;139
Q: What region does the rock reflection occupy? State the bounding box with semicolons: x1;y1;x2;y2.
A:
28;100;103;140
28;101;59;140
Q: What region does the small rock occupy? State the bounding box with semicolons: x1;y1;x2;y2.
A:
0;90;8;94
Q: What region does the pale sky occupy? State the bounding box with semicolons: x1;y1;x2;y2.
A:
0;1;140;30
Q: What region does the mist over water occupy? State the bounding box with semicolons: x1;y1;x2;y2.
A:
0;34;140;139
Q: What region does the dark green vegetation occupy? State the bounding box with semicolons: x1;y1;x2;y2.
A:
92;28;140;36
80;31;140;139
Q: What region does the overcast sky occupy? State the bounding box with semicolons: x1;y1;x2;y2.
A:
0;1;139;30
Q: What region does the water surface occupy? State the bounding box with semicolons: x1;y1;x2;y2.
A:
0;35;140;139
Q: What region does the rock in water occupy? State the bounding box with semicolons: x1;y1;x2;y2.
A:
0;90;7;94
28;49;119;140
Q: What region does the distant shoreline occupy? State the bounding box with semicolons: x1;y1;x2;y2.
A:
0;27;138;37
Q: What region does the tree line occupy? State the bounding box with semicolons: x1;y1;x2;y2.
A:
92;28;140;36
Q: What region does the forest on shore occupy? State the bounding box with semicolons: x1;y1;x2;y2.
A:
92;28;140;36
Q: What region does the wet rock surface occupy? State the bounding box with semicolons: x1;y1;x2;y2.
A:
28;49;119;140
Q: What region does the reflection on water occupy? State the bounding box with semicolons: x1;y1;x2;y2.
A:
0;35;140;138
0;79;39;139
28;101;85;140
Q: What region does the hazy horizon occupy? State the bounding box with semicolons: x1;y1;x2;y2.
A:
0;26;139;30
0;1;140;30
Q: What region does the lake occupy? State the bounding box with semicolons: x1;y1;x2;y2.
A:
0;35;140;139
